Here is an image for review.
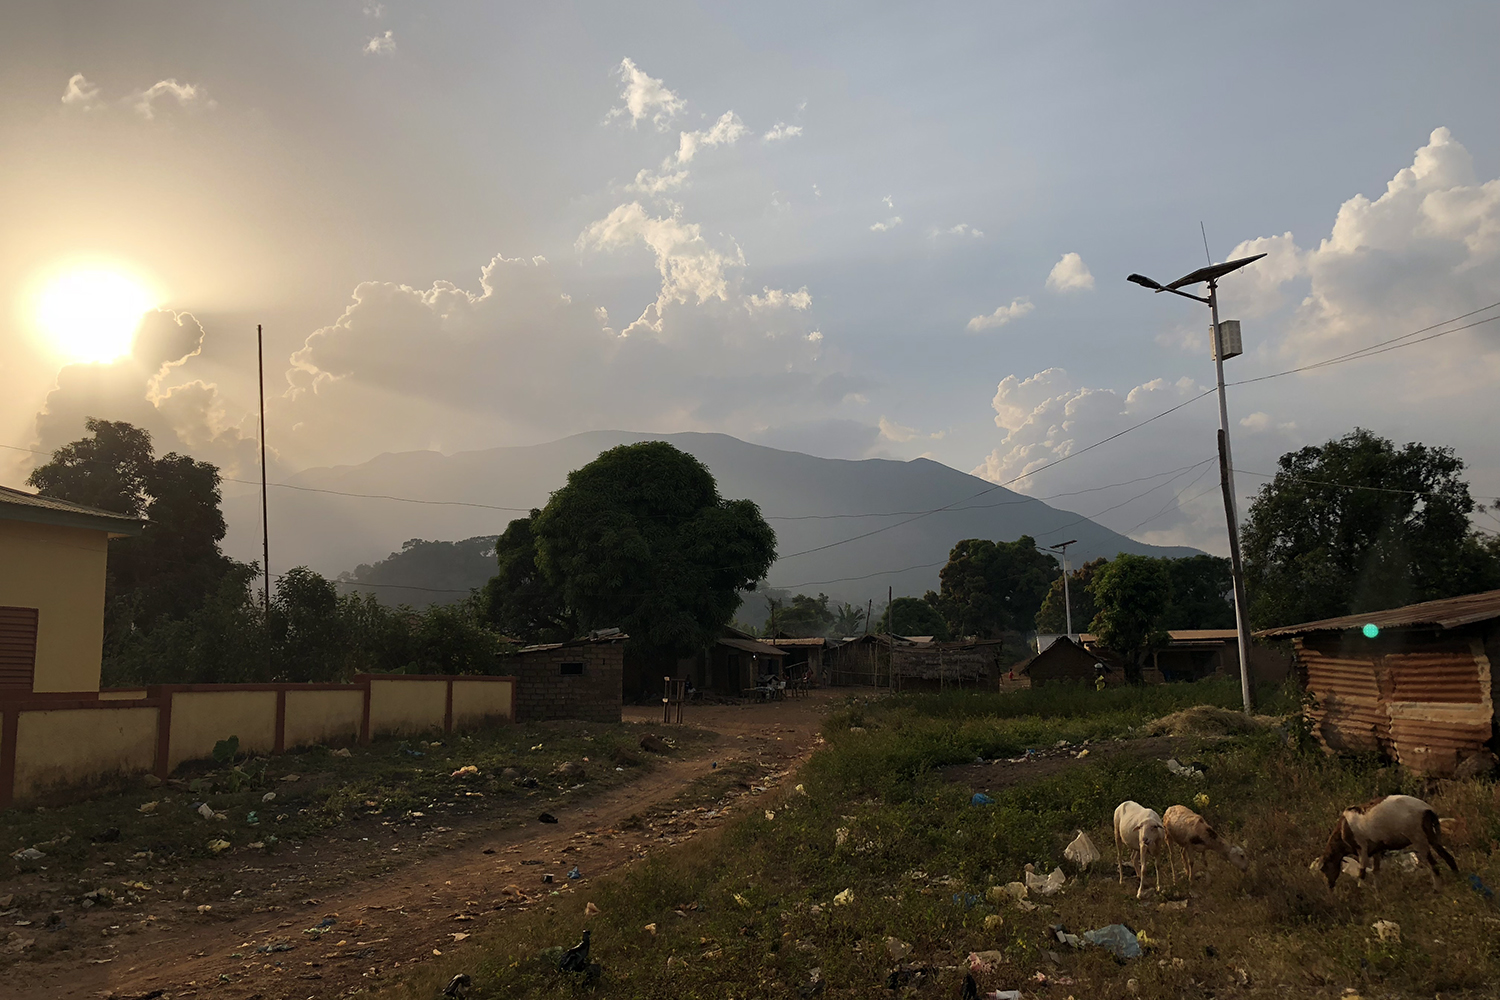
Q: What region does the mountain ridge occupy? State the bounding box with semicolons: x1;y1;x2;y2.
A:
221;430;1200;605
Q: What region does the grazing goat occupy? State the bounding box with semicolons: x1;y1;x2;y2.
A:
1163;804;1247;888
1318;794;1457;890
1114;800;1167;899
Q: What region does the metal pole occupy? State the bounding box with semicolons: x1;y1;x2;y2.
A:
257;324;272;678
1208;282;1254;713
1061;546;1073;636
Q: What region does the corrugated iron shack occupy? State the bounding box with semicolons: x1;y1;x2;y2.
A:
1258;589;1500;776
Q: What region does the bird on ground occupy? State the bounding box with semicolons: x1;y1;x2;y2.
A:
559;929;591;972
538;812;559;824
441;973;470;997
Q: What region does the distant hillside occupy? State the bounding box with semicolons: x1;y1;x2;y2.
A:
222;431;1200;606
337;536;498;608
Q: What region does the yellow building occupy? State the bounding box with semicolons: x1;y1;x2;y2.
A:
0;485;144;695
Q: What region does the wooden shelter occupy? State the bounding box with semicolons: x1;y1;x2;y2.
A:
1258;589;1500;776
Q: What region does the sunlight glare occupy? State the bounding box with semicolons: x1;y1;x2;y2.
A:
36;269;156;364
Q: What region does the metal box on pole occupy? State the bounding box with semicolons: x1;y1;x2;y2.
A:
1212;319;1243;360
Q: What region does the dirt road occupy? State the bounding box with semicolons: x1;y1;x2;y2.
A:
6;693;838;1000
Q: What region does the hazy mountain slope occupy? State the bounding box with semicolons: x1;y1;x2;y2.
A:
222;431;1199;604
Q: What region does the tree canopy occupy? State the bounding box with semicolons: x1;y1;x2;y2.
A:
525;441;777;661
1242;428;1500;628
29;417;235;631
767;593;835;638
1034;557;1106;634
1087;553;1171;682
927;535;1058;638
481;513;577;644
879;596;952;640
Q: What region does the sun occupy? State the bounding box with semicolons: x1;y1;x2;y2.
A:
35;268;156;364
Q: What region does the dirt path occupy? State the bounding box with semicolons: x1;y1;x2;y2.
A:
8;693;839;1000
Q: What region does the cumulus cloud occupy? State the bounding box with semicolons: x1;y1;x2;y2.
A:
870;217;902;232
763;122;802;141
931;223;983;239
747;286;812;313
675;110;747;164
966;298;1034;332
578;202;746;334
627;166;689;194
1220;127;1500;371
29;310;261;480
1045;252;1095;293
365;30;396;54
61;73;102;110
130;79;211;120
606;57;684;130
282;253;854;466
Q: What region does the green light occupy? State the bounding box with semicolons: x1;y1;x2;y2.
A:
1362;623;1380;639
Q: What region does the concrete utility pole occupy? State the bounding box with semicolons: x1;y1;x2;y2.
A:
1127;253;1265;713
1048;539;1078;636
257;324;272;679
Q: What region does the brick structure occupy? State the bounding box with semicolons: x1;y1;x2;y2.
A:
509;633;625;723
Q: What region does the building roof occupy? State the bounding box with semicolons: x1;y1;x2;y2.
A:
767;637;831;647
516;628;629;653
1256;589;1500;638
719;636;787;658
1019;635;1119;676
0;485;145;536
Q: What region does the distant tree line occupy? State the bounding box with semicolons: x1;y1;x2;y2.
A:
29;419;513;686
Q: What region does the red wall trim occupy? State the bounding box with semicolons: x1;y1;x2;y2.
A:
359;679;372;745
274;689;287;754
155;690;173;780
355;673;518;684
444;680;454;733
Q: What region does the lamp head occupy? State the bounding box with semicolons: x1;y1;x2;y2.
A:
1126;273;1164;291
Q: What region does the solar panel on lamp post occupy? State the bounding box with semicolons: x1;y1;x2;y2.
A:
1126;253;1265;713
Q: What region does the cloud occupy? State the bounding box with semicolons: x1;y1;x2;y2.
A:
363;2;385;16
675;111;747;164
282;253;853;466
870;217;902;232
931;223;984;239
61;73;102;111
878;416;945;443
1239;411;1297;434
365;30;396;55
606;57;684;130
763;122;802;142
1221;127;1500;370
966;298;1034;331
578;202;745;333
1045;252;1095;293
747;286;812;313
130;79;212;120
29;310;262;481
627;167;689;194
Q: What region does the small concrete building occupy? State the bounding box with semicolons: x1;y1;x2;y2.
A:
0;486;143;695
508;630;626;723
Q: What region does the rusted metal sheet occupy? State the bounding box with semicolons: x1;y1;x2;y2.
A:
1296;632;1494;775
1259;588;1500;636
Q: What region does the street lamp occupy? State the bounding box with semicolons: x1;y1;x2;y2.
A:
1127;252;1265;713
1047;539;1078;636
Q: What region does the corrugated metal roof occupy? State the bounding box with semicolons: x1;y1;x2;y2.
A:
1258;589;1500;637
768;637;831;647
1168;629;1239;641
719;636;787;658
0;484;145;535
516;630;629;653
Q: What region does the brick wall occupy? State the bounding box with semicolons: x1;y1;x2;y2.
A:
511;641;623;724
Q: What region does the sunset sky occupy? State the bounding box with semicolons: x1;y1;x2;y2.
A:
3;1;1498;554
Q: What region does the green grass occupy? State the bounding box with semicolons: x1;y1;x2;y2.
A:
395;682;1500;1000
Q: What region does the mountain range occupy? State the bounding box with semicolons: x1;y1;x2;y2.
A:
221;431;1199;608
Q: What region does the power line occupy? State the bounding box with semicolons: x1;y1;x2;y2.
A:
1233;467;1500;503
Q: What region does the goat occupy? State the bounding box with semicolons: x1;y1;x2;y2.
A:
1163;804;1247;888
1113;800;1167;899
1318;794;1457;890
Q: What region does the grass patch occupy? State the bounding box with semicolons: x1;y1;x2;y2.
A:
1;720;708;881
396;683;1500;1000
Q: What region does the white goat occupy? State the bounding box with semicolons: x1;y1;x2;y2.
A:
1114;800;1167;899
1317;794;1457;890
1163;804;1247;887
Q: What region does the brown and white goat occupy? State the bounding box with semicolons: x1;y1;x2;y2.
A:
1163;804;1247;887
1114;800;1167;899
1317;794;1457;890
